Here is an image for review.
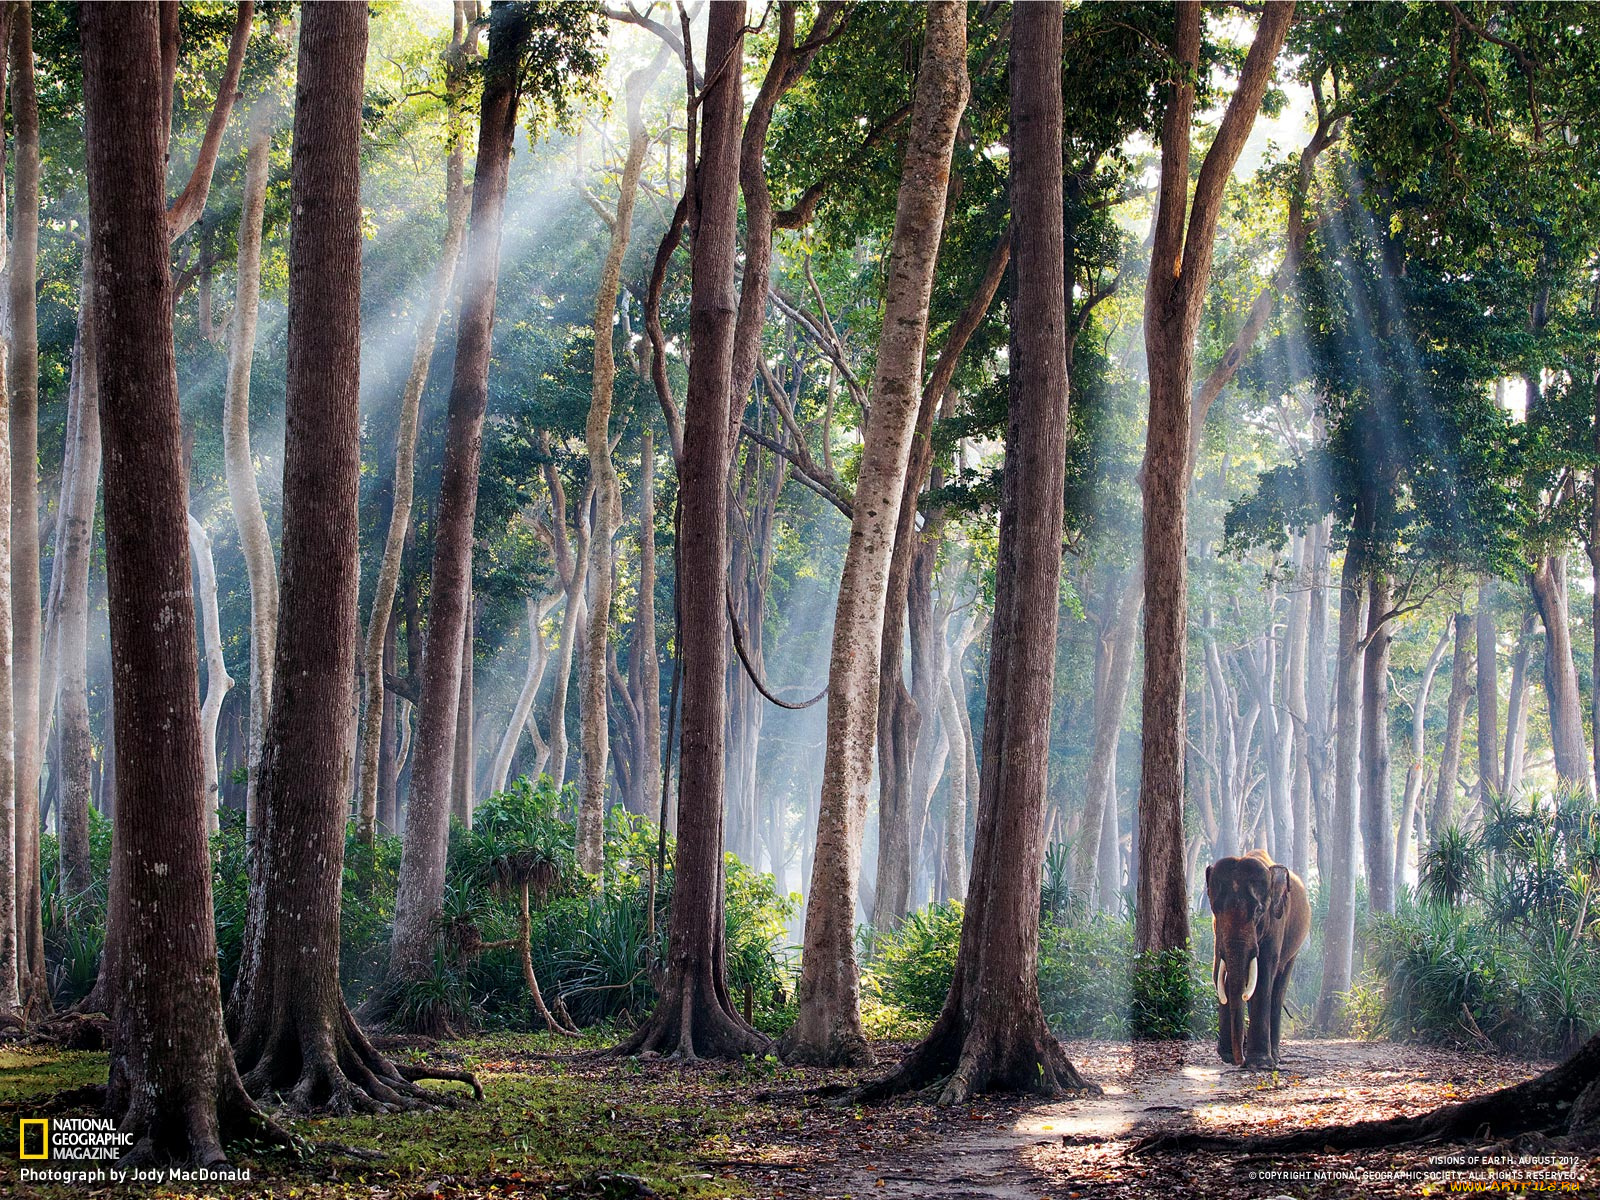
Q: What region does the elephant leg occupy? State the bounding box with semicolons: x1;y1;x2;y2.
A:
1243;949;1279;1069
1217;1001;1234;1063
1269;957;1296;1065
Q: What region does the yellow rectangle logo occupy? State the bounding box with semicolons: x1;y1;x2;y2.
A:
18;1117;48;1159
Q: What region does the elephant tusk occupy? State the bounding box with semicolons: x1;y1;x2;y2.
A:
1215;959;1227;1004
1243;956;1259;1003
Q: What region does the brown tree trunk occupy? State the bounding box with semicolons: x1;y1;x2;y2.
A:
385;5;522;990
230;8;467;1111
1530;557;1589;793
1430;611;1474;842
9;2;45;1012
780;0;968;1068
863;5;1090;1104
83;1;283;1159
1136;0;1294;958
1316;548;1363;1031
1360;573;1396;915
616;1;767;1061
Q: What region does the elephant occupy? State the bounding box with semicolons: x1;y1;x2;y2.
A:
1206;849;1310;1069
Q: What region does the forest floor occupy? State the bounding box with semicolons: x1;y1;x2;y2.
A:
2;1034;1596;1199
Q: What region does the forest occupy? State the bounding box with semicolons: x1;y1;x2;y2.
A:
1;1;1599;1197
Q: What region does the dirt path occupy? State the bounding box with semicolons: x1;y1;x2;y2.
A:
722;1039;1596;1199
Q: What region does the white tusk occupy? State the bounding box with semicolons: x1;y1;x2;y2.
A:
1243;957;1259;1003
1215;960;1227;1004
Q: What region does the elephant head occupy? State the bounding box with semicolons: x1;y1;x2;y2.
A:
1206;853;1291;1066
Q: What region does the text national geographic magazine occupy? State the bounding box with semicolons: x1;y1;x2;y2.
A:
3;1;1599;1197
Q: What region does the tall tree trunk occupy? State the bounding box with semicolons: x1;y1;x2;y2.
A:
189;514;234;832
9;1;45;1012
1360;573;1395;915
378;614;400;832
82;1;282;1157
547;477;591;789
230;5;462;1111
451;598;475;824
487;594;559;797
1305;517;1333;885
223;103;279;829
1430;611;1474;842
1316;548;1363;1032
1502;607;1533;796
1075;570;1136;897
1530;557;1589;793
863;6;1090;1103
1396;624;1450;899
56;275;100;899
1097;750;1122;913
0;0;17;1013
632;424;661;821
937;609;978;902
1137;0;1294;958
1477;578;1500;801
780;0;967;1068
358;10;473;844
617;2;767;1061
386;5;521;989
580;55;662;876
1286;531;1313;882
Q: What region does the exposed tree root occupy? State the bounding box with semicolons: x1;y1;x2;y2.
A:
1134;1034;1600;1156
776;1021;876;1069
614;969;770;1061
109;1060;295;1168
859;1006;1098;1106
233;999;479;1115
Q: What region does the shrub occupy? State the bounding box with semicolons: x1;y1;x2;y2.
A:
863;901;963;1019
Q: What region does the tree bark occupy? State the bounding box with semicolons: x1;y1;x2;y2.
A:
1286;532;1312;882
631;424;661;819
83;1;284;1159
55;273;100;900
1530;557;1589;793
1360;573;1395;915
358;11;473;844
1396;623;1450;898
378;614;400;832
223;102;279;829
937;609;979;902
1305;517;1333;884
1316;547;1363;1032
780;0;968;1068
1502;607;1533;796
1137;0;1294;958
862;4;1091;1104
0;0;17;1013
546;471;591;789
9;1;45;1012
1430;611;1474;843
616;1;767;1061
1477;578;1500;800
229;6;471;1112
487;594;560;797
579;53;663;875
451;598;475;825
189;514;234;832
386;4;522;990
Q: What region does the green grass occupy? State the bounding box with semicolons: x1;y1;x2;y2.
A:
0;1033;794;1198
0;1047;107;1103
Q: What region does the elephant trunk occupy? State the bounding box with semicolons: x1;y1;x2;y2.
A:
1219;949;1257;1065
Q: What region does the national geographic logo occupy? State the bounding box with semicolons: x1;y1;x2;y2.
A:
15;1116;131;1161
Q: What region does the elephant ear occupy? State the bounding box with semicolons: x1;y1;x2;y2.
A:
1268;864;1290;920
